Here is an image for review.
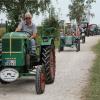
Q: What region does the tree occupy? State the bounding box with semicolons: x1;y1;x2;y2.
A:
83;0;96;23
0;0;51;31
86;0;96;4
42;6;59;37
68;0;85;24
68;0;96;24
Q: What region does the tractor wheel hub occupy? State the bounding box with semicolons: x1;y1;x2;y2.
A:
0;68;19;82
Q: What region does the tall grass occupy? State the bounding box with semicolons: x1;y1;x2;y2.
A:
0;28;5;38
84;40;100;100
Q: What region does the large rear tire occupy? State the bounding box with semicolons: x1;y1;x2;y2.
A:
42;45;56;84
82;36;85;43
76;39;80;52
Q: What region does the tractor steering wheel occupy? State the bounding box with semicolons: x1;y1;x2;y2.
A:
16;31;32;38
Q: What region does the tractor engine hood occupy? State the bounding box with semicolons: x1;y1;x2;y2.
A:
1;32;28;67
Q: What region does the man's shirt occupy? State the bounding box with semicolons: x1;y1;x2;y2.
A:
18;21;37;35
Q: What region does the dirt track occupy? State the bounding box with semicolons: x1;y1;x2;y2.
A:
0;36;100;100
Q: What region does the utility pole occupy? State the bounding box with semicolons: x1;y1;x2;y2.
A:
0;18;3;27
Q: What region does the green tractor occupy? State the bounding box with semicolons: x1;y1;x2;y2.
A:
0;29;56;94
80;28;86;44
79;22;88;43
59;34;80;52
89;24;98;36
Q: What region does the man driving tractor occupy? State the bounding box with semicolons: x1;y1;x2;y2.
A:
15;11;37;54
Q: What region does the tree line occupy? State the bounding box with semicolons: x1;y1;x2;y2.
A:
0;0;96;34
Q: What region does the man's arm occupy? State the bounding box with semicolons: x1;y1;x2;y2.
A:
30;33;37;38
15;22;22;32
30;24;37;38
15;27;21;32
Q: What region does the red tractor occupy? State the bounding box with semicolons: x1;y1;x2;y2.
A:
88;24;98;36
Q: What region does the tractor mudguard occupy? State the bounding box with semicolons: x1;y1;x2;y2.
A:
41;37;54;46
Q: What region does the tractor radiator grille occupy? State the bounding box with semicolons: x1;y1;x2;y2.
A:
2;39;22;52
2;39;10;51
11;39;21;51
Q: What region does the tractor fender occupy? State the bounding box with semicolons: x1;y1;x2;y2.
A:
41;37;54;46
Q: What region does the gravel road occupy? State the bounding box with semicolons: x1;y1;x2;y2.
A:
0;36;100;100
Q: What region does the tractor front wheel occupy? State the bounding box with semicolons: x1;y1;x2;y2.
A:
82;36;85;43
35;65;45;94
59;46;64;52
0;79;9;84
76;39;80;52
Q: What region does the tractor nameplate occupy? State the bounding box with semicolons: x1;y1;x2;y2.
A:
0;68;19;82
4;59;16;66
65;36;73;45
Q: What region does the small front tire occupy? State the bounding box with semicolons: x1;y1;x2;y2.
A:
76;39;80;52
82;36;85;43
59;46;64;52
0;79;9;84
35;65;45;94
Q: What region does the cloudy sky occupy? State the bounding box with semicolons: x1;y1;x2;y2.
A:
0;0;100;25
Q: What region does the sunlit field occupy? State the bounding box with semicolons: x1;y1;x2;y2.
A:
0;28;5;38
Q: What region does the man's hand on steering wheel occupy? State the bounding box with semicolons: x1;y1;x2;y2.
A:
16;30;36;40
16;31;31;37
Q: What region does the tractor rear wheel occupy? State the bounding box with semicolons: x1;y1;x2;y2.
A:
82;36;85;43
59;46;64;52
76;39;80;52
42;45;56;84
35;65;45;94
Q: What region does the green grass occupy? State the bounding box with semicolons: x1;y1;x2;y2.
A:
84;40;100;100
0;28;5;38
54;38;60;48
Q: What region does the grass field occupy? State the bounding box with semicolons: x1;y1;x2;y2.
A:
84;40;100;100
0;27;5;38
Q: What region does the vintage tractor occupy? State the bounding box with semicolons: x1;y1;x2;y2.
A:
80;27;86;43
89;24;98;36
80;32;85;43
59;34;80;52
79;22;88;43
0;29;56;94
